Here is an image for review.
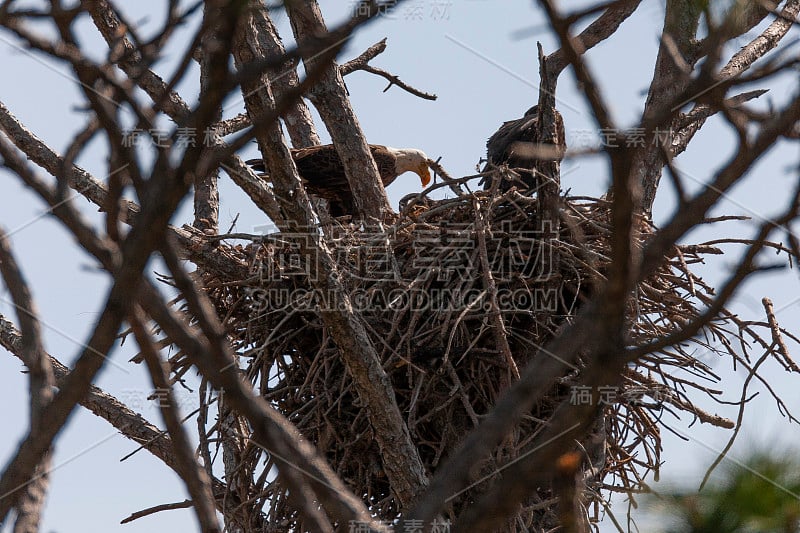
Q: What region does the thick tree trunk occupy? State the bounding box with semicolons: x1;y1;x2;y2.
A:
233;2;429;509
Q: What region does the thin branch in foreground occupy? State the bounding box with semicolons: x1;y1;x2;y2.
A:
120;500;194;525
0;313;245;520
130;307;221;533
763;297;800;373
0;229;53;532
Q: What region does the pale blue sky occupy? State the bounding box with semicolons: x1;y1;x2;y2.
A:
1;1;799;531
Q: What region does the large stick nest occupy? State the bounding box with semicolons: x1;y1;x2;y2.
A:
184;170;763;530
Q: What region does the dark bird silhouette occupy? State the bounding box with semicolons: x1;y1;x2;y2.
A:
483;105;565;191
247;144;431;216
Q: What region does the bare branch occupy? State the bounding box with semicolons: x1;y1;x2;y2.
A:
636;0;800;215
0;2;245;519
340;37;388;74
473;198;519;380
0;99;139;224
194;17;223;236
0;313;247;514
341;38;437;100
286;0;393;220
672;89;769;157
546;0;643;76
82;0;193;122
120;500;194;525
763;297;800;372
130;307;221;533
236;1;429;508
0;230;53;533
137;275;376;530
240;0;320;148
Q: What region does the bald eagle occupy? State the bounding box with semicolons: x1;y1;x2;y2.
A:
247;144;431;216
483;105;565;191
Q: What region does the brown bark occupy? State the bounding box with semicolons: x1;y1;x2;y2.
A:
0;232;54;533
633;0;702;216
132;308;221;533
243;0;320;148
0;0;245;521
233;1;428;508
286;0;393;221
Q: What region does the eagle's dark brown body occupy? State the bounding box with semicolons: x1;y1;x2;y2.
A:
247;144;430;216
484;105;565;191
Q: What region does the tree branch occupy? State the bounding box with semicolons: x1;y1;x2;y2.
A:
0;1;245;520
234;2;429;508
546;0;642;77
0;230;53;533
341;38;437;100
286;0;393;221
130;307;221;533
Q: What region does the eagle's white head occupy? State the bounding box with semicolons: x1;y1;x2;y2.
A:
388;148;431;188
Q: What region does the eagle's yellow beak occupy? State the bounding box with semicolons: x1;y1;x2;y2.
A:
418;165;431;188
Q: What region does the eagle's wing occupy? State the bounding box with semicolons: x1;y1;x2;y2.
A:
485;115;540;168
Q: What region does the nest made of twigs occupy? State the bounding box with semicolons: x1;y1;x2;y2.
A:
188;175;751;530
